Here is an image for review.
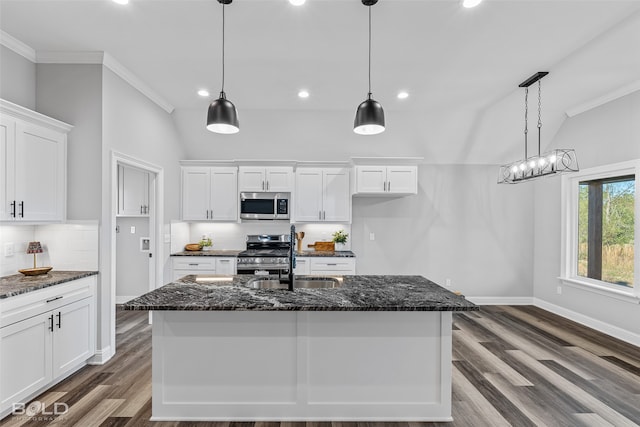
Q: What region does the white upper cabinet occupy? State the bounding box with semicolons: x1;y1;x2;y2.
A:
295;167;350;223
117;165;149;216
182;166;238;221
354;165;417;195
0;99;71;222
239;166;293;192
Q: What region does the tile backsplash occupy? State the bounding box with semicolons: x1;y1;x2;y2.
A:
0;221;99;277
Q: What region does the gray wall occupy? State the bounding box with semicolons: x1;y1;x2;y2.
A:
0;46;36;110
533;90;640;336
352;164;534;298
116;217;150;298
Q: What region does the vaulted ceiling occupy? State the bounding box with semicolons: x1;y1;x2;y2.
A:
2;0;639;163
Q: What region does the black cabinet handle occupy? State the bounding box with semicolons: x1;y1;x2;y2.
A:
19;201;24;218
49;314;54;331
46;296;63;303
56;312;61;328
10;201;15;217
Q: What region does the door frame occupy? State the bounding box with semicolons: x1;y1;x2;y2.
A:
110;151;164;353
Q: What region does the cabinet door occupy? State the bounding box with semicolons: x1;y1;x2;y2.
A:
265;167;293;192
295;168;323;222
293;257;310;275
52;298;95;379
238;167;266;192
182;168;210;220
355;166;386;193
323;168;350;222
14;121;65;221
387;166;417;194
0;312;53;412
0;116;15;221
215;258;236;275
210;167;238;221
118;165;149;216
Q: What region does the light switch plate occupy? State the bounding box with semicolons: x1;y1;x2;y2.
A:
4;243;14;257
130;226;136;234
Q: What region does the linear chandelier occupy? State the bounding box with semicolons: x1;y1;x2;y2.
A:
498;72;579;184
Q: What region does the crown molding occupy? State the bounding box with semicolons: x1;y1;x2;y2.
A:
0;30;36;62
37;50;105;64
565;79;640;118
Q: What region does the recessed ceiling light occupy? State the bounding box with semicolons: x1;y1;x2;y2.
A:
197;89;210;97
397;91;409;100
298;90;310;99
113;0;129;5
463;0;483;8
289;0;306;5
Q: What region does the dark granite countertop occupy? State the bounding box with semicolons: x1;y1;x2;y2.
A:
296;250;355;258
0;271;99;299
121;275;477;312
171;250;243;257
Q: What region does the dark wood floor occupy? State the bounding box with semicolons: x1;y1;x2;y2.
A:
2;306;639;426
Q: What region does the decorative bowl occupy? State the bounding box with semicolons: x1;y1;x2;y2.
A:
185;243;203;251
19;267;53;276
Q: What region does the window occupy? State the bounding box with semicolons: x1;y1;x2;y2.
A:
578;176;634;287
562;160;640;299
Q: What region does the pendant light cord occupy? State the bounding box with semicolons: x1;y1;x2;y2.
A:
524;86;528;160
368;5;372;98
221;3;226;94
537;80;542;156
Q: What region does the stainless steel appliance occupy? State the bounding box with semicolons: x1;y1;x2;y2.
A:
237;234;291;275
240;192;290;220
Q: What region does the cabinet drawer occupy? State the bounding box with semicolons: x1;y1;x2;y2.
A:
173;258;217;270
309;258;356;273
0;276;96;329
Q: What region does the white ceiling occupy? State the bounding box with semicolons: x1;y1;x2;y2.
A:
1;0;639;163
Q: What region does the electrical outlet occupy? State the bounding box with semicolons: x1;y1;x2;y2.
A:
130;226;136;234
4;243;14;257
369;232;375;241
164;234;171;243
445;278;452;287
557;286;562;295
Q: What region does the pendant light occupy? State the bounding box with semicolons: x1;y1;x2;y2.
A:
498;72;579;184
206;0;239;134
354;0;385;135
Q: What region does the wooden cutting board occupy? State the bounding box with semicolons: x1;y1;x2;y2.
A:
307;241;335;251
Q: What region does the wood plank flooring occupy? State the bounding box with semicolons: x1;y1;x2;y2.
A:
1;305;639;426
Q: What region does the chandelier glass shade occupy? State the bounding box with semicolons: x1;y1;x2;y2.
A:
498;71;578;184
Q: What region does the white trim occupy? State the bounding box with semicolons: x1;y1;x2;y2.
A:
0;98;73;132
115;295;139;304
350;157;424;166
35;51;174;114
560;277;639;304
465;296;534;305
533;298;640;347
566;79;640;118
88;345;114;365
0;30;36;62
103;53;174;114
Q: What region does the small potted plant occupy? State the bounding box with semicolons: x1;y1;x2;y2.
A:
332;230;348;251
199;235;213;251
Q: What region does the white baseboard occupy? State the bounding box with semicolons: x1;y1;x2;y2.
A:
533;298;640;347
116;295;138;304
88;345;113;365
466;296;534;305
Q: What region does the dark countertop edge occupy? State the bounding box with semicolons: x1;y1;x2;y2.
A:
0;271;99;300
121;305;478;312
170;250;356;258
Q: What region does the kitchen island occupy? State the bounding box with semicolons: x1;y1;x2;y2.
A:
122;275;477;422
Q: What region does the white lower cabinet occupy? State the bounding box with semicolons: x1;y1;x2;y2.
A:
0;276;96;416
172;257;236;281
295;257;356;275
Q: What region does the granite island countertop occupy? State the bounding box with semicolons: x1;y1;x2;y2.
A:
121;274;477;312
0;271;99;299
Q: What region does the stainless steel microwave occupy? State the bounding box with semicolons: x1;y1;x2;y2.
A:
240;192;290;220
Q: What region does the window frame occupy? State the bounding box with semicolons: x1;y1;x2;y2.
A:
560;160;640;303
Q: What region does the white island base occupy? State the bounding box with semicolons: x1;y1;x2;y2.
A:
151;310;453;421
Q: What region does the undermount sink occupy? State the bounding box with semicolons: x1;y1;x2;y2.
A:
245;276;343;289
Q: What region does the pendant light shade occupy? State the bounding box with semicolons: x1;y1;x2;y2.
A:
354;94;385;135
207;91;239;134
354;0;385;135
207;0;239;134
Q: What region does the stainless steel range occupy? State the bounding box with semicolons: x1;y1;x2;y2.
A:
236;234;291;275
